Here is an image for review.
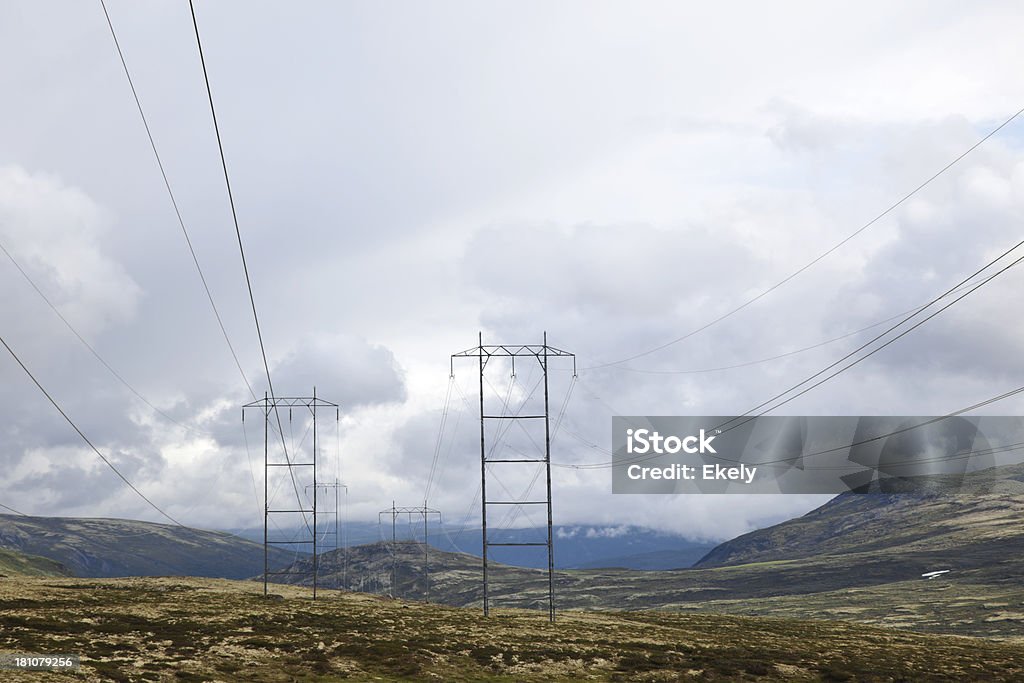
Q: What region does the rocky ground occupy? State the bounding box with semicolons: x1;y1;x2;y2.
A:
3;575;1024;682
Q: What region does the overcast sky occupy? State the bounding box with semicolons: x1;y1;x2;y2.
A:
1;1;1023;542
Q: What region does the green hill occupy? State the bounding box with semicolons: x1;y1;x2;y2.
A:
0;547;69;577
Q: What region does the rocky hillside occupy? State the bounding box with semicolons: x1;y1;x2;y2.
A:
695;463;1024;569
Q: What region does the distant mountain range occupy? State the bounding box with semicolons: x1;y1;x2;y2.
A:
225;522;717;571
269;464;1024;637
0;514;295;578
8;464;1024;637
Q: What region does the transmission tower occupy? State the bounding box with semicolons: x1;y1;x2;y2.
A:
378;502;442;600
451;332;575;622
242;389;339;600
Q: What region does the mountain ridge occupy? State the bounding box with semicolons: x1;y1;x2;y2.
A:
0;514;296;579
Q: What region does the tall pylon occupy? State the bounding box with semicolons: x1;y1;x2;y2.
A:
452;332;575;622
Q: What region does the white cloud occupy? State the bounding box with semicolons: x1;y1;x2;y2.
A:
1;2;1024;542
0;165;141;340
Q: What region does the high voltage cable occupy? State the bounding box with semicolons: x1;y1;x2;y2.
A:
586;105;1024;370
187;0;277;401
711;239;1024;437
429;402;464;506
556;383;1024;472
748;385;1024;468
424;377;454;503
655;384;1024;471
238;421;264;518
558;238;1024;470
0;238;212;438
0;334;183;527
187;1;310;531
778;435;1024;472
99;0;298;527
612;277;989;375
4;229;294;521
0;502;28;516
99;0;256;403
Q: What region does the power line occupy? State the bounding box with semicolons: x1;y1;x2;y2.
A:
99;0;256;402
0;334;183;527
187;1;309;531
0;3;317;533
754;384;1024;468
586;105;1024;370
713;239;1024;436
612;277;989;375
0;238;211;437
0;502;28;516
559;236;1024;470
427;398;464;507
424;376;454;503
186;0;275;401
558;382;1024;472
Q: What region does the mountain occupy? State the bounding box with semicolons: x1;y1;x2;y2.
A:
0;514;296;579
695;463;1024;572
227;522;716;570
573;548;713;570
267;540;483;602
0;546;69;577
269;464;1024;638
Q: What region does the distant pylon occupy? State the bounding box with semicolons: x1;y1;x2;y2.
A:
243;388;339;600
378;502;442;600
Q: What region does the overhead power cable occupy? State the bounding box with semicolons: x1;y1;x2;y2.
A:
558;235;1024;470
614;276;989;375
0;502;28;516
0;239;212;437
586;105;1024;370
187;1;276;401
713;237;1024;436
99;0;256;402
187;1;309;531
556;382;1024;472
751;384;1024;468
424;377;454;503
0;334;183;527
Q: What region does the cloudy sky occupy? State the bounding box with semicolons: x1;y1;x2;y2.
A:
1;1;1023;542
